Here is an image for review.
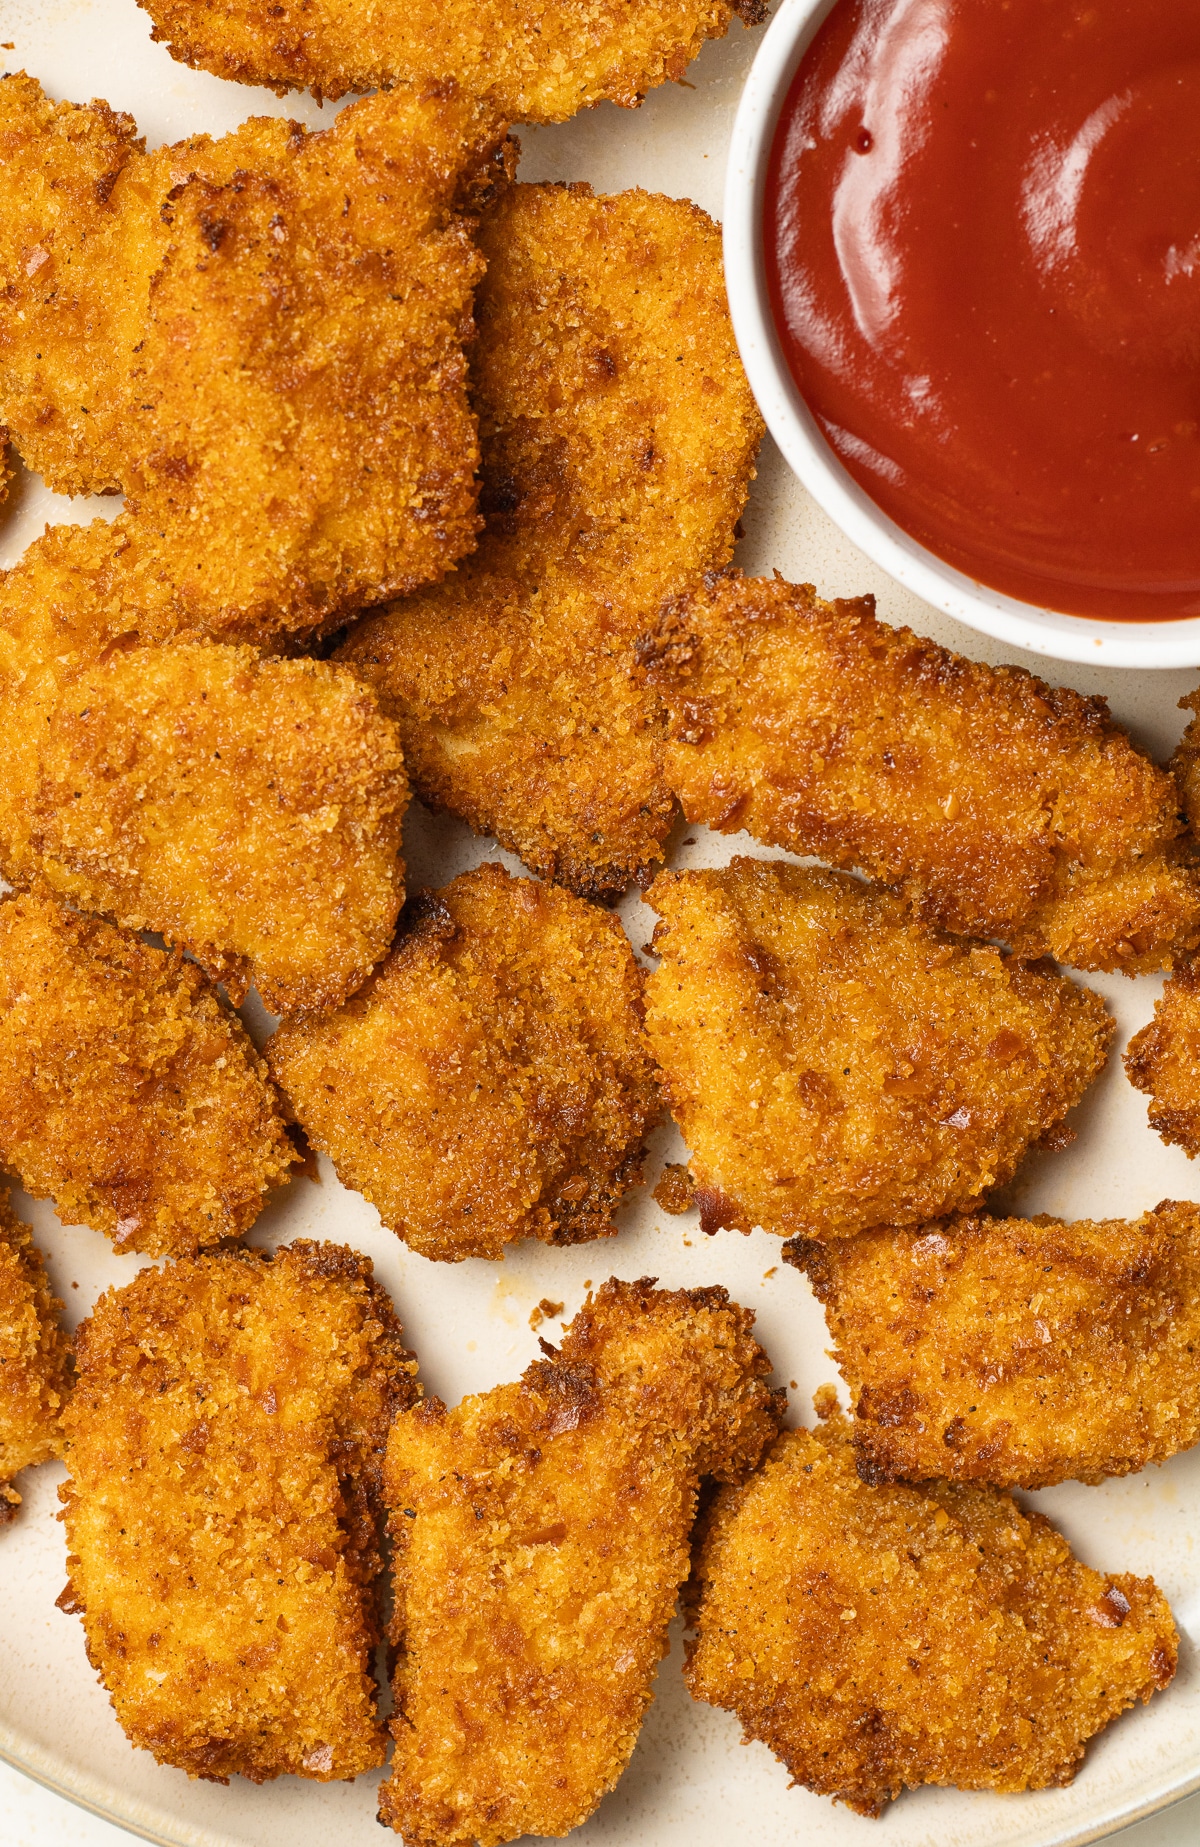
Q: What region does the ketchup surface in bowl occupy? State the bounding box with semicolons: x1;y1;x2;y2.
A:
766;0;1200;622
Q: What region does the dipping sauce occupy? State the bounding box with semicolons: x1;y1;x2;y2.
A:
766;0;1200;621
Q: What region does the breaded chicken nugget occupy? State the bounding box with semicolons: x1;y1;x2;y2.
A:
641;572;1200;974
644;859;1112;1242
378;1276;783;1844
791;1203;1200;1489
58;1241;418;1782
0;77;507;639
0;74;143;494
137;0;763;122
685;1413;1178;1816
1126;958;1200;1155
341;183;763;899
268;863;660;1261
0;524;408;1014
0;1191;72;1521
0;891;297;1256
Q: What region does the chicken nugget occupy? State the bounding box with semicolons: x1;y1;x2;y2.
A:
0;523;408;1014
378;1276;783;1843
0;1190;72;1522
0;73;144;495
58;1241;419;1781
340;182;763;899
791;1203;1200;1489
1125;956;1200;1154
0;77;507;639
641;572;1200;974
267;863;660;1261
0;890;297;1256
684;1413;1178;1816
137;0;763;122
644;858;1112;1242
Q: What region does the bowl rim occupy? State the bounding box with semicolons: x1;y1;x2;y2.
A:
721;0;1200;671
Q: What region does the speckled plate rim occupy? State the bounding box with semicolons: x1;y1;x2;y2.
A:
721;0;1200;671
3;1714;1200;1847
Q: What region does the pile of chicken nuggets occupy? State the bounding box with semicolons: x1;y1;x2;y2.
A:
4;6;1200;1838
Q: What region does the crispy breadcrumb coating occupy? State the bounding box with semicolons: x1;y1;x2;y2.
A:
0;74;142;494
136;0;764;122
644;859;1112;1242
641;572;1200;974
791;1203;1200;1489
0;891;297;1256
379;1276;783;1844
685;1414;1178;1816
0;1191;72;1521
0;75;508;639
1125;957;1200;1154
0;524;409;1015
268;863;660;1261
58;1241;419;1782
340;182;762;899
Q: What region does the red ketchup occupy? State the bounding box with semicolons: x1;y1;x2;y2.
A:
765;0;1200;621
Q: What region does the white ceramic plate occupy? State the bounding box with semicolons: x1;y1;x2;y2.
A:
3;5;1200;1844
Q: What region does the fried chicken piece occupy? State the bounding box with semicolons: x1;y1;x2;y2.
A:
641;572;1200;974
644;859;1112;1242
790;1203;1200;1489
685;1413;1178;1816
340;182;763;899
0;523;408;1014
0;75;507;640
1125;957;1200;1154
0;890;297;1256
0;1191;72;1522
0;74;143;495
58;1241;419;1781
267;863;660;1261
378;1276;783;1844
137;0;764;122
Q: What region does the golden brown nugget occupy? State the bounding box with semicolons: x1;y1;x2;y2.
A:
641;572;1200;974
0;76;507;639
59;1241;419;1782
0;891;297;1256
137;0;764;122
268;863;660;1261
685;1414;1178;1816
341;182;763;899
790;1204;1200;1489
379;1277;783;1843
0;1191;72;1521
0;524;409;1014
644;859;1112;1242
1126;958;1200;1155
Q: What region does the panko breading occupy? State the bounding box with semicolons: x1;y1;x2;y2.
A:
0;891;297;1257
684;1414;1178;1816
1126;958;1200;1155
0;75;508;640
379;1276;783;1844
58;1241;419;1782
791;1203;1200;1489
137;0;764;122
641;572;1200;974
340;182;763;899
267;863;660;1261
644;859;1112;1242
0;524;408;1015
0;1191;72;1521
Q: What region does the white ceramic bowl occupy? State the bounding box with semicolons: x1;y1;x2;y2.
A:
723;0;1200;670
